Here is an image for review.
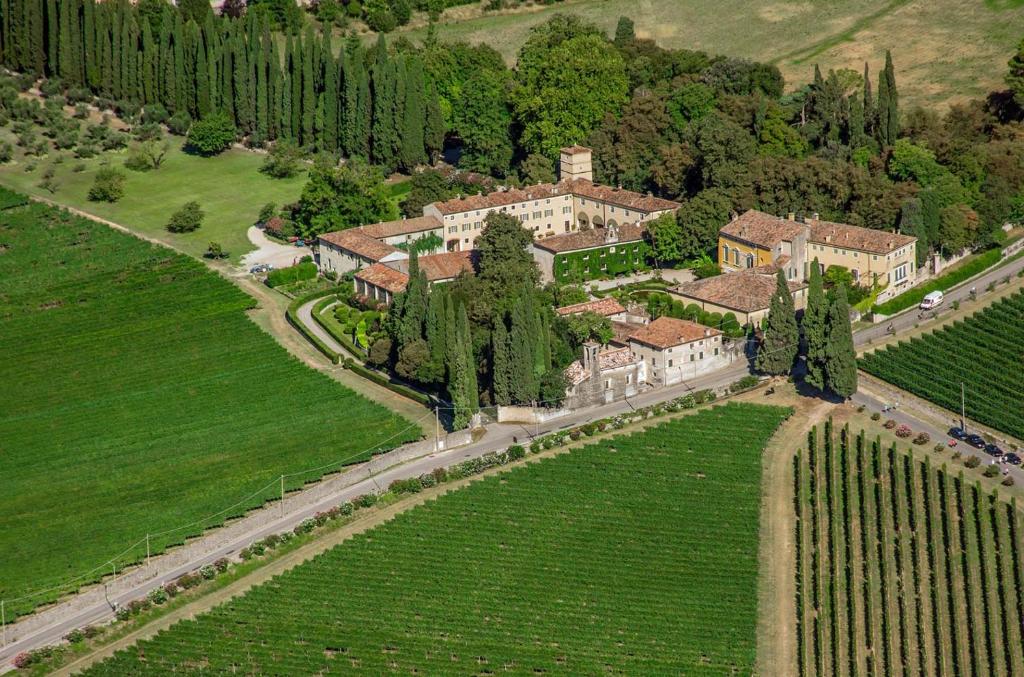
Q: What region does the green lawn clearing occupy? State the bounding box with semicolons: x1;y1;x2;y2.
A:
0;141;305;262
0;197;420;617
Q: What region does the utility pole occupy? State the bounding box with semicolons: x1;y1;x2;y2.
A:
146;534;151;569
434;405;440;452
280;475;285;518
2;599;6;647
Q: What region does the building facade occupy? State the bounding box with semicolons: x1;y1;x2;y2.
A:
423;147;679;252
530;223;648;283
627;317;727;386
563;343;646;410
717;209;918;302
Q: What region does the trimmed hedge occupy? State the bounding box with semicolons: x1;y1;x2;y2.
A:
311;298;367;358
344;358;432;406
872;247;1002;315
286;287;346;364
266;261;318;288
552;241;648;282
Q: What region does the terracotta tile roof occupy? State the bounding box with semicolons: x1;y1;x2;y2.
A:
808;219;916;255
720;209;808;249
416;250;476;282
555;297;626;317
672;271;807;313
748;254;790;275
533;224;646;253
354;263;408;294
610;319;647;346
319;229;399;262
564;179;680;212
431;179;680;216
564;347;638;386
432;183;568;215
358;215;442;239
628;316;721;350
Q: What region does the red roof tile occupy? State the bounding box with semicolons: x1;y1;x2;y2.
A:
564;347;638;386
533;224;646;253
628;316;721;349
808;219;916;255
431;179;679;216
417;251;476;281
564;179;680;212
358;215;442;239
318;229;399;262
671;271;806;313
556;298;626;317
354;263;408;294
720;210;807;249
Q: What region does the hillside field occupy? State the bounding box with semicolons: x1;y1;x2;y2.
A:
82;403;791;675
860;290;1024;441
401;0;1024;109
794;421;1024;676
0;195;420;616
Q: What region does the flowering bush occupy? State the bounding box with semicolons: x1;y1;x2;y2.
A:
913;432;931;445
13;652;33;669
147;586;168;605
163;582;179;598
214;557;229;573
883;419;897;429
895;424;912;438
200;564;216;580
964;455;981;468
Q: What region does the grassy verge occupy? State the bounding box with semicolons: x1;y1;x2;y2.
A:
872;247;1006;315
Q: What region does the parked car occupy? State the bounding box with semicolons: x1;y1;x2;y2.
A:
949;427;968;440
294;239;306;247
985;443;1004;458
920;290;944;310
1004;453;1022;466
249;263;274;274
966;434;987;449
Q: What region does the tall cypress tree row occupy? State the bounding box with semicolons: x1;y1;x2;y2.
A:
140;20;156;103
288;33;301;139
300;27;315;144
457;302;479;416
46;0;58;74
509;296;537;404
425;288;446;383
862;62;873;138
370;44;397;170
82;0;97;88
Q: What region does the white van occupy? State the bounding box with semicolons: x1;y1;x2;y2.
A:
920;290;944;310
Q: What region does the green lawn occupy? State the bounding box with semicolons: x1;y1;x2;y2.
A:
0;141;306;262
399;0;1024;109
0;196;420;617
84;403;791;675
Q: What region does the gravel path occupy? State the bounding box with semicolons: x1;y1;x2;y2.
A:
239;226;311;272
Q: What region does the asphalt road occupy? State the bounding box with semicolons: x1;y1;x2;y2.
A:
3;251;1021;668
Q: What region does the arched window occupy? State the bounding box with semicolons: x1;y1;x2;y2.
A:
722;245;729;263
746;253;754;268
733;249;740;265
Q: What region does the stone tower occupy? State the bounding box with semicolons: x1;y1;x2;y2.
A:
559;146;593;182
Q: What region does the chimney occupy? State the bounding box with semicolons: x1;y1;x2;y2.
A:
582;342;599;372
812;212;819;222
787;211;796;222
704;328;711;337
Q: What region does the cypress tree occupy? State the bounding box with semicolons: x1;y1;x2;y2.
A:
862;62;873;137
899;198;928;268
824;285;857;398
802;259;828;391
398;250;428;347
425;288;446;379
232;31;252;131
110;5;123;98
875;60;891;147
492;315;512;406
458;302;478;415
300;27;315;144
58;0;75;83
755;269;799;376
371;55;397;170
322;48;339;151
195;32;210;116
399;58;425;170
83;0;97;87
141;20;156;103
46;0;58;75
172;13;186;112
883;50;899;144
288;33;301;139
847;94;865;148
28;0;44;74
509;296;537;404
424;82;444;162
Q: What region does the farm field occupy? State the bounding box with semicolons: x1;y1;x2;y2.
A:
794;421;1024;676
859;290;1024;441
82;403;791;675
401;0;1024;109
0;135;306;262
0;195;420;616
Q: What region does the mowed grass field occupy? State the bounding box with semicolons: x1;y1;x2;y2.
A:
0;139;305;262
794;421;1024;676
0;197;420;616
403;0;1024;108
83;403;791;675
